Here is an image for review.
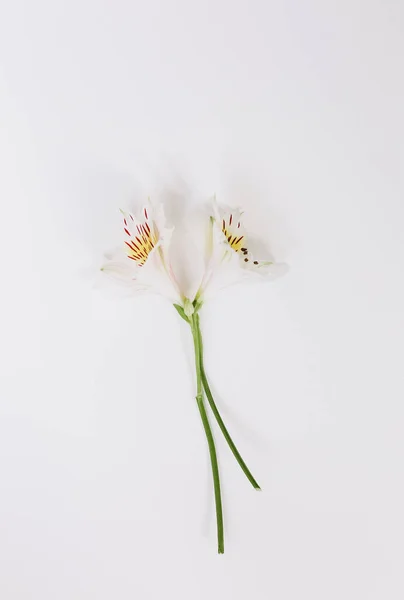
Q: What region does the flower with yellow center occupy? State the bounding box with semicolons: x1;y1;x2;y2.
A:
101;201;182;303
195;198;281;302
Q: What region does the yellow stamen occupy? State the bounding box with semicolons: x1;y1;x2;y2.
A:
124;219;158;266
222;225;244;252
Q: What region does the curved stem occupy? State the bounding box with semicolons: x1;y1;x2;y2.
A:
195;314;261;490
191;314;224;554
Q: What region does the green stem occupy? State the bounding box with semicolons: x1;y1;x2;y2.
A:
195;314;261;490
190;313;224;554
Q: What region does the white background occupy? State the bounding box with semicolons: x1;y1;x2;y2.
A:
1;1;403;598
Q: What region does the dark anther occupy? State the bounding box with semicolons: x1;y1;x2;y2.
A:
244;258;249;262
254;261;258;264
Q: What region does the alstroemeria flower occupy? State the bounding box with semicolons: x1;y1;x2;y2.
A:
99;196;286;554
101;202;182;303
195;199;282;301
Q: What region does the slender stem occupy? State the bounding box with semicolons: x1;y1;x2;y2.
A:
195;314;261;490
190;314;224;554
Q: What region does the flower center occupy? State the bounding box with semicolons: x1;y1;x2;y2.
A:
222;215;244;252
123;209;158;266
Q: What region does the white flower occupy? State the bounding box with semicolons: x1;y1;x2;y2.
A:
101;201;182;303
195;198;284;301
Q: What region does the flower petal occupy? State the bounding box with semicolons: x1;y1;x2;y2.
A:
101;201;182;303
196;198;286;300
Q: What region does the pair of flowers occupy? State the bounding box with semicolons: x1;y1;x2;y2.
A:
101;198;282;554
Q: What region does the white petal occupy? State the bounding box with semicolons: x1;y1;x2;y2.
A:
196;198;287;300
100;251;143;293
135;245;182;303
101;200;182;303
